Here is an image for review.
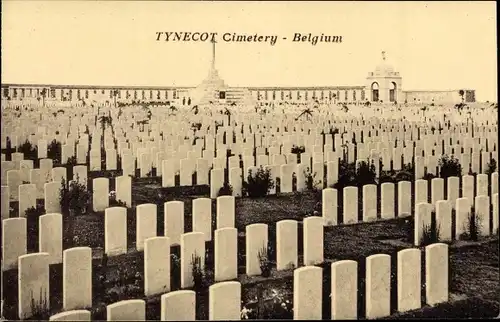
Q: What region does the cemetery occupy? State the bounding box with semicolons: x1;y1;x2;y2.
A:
0;98;498;320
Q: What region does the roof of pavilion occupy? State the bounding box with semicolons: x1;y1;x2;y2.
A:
1;83;366;91
0;83;194;90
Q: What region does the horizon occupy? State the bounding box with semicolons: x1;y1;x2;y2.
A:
1;1;497;101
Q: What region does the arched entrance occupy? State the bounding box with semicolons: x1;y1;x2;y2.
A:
389;82;397;102
371;82;379;102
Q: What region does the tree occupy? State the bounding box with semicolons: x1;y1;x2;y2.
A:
40;88;47;107
224;106;232;124
295;107;313;121
459;89;465;103
192;105;199;115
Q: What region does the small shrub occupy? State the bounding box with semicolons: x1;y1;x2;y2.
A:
438;154;462;178
242;166;275;198
191;254;208;291
486;159;497;176
29;289;50;320
303;167;319;191
378;169;396;183
66;155;78;166
379;162;414;183
420;223;441;246
332;159;356;189
356;160;377;185
257;245;272;277
25;203;45;219
191;122;202;131
218;182;233;197
422;173;437;181
59;176;90;216
47;139;61;164
109;198;128;207
329;127;340;135
18;140;37;157
395;163;415;182
291;145;305;154
460;211;481;241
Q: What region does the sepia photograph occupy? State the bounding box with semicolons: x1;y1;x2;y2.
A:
1;0;498;320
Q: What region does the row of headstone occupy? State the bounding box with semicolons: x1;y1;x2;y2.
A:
2;105;495;152
321;173;499;226
294;245;448;319
32;243;450;320
3;176;498;271
414;194;499;245
3;129;496;180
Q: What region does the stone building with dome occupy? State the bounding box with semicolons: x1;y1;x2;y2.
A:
1;50;476;106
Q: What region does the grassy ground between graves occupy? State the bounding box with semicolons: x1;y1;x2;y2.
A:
3;180;499;319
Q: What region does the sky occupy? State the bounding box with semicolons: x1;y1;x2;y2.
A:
1;1;497;101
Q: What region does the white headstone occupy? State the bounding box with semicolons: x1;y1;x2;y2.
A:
303;216;324;266
365;254;391;319
214;227;238;282
293;266;322;320
164;201;184;246
92;178;109;212
381;183;395;219
245;223;269;276
104;207;127;256
106;299;146;321
216;195;235;229
192;198;212;241
136;204;157;251
425;243;449;306
331;260;357;319
39;213;63;264
18;253;50;319
208;281;241;320
322;188;338;226
63;247;92;310
160;290;196;321
144;236;171;296
397;249;421;312
2;218;27;270
343;186;358;224
115;175;132;207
